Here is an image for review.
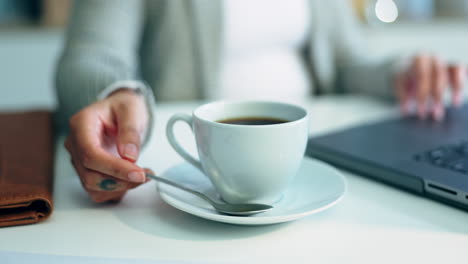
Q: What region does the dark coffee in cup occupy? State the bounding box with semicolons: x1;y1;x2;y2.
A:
217;117;288;125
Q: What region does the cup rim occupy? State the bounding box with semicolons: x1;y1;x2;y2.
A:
192;100;308;128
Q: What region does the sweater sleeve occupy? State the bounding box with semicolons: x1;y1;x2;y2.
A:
55;0;156;140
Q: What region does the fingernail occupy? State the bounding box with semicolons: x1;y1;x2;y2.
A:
433;104;444;121
128;171;145;183
459;68;466;82
123;144;138;160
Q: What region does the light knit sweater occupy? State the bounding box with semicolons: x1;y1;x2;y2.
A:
55;0;397;135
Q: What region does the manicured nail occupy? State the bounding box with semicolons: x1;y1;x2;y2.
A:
128;171;145;183
123;144;138;160
433;104;444;121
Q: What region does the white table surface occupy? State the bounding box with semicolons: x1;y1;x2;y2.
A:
1;95;468;263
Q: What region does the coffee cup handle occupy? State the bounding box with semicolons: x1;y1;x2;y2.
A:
166;113;203;171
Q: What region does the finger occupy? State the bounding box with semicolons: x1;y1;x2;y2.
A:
70;156;144;204
413;55;431;119
395;72;410;115
71;157;139;204
74;140;146;183
88;190;127;203
430;57;448;121
71;113;146;183
112;95;148;162
448;64;466;107
71;157;142;192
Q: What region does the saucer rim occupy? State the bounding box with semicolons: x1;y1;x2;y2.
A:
156;157;347;225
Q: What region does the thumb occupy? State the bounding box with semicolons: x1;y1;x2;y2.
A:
112;94;148;162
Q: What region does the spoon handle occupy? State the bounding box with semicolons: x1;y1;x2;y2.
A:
146;173;214;205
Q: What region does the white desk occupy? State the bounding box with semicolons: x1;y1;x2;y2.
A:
1;95;468;263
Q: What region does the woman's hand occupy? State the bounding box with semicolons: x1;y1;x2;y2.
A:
395;55;466;121
65;89;150;203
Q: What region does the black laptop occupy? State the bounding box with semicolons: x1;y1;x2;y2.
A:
306;104;468;211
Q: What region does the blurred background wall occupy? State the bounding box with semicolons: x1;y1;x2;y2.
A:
0;0;68;109
1;0;468;109
354;0;468;63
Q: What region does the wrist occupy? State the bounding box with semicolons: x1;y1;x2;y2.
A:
107;87;143;99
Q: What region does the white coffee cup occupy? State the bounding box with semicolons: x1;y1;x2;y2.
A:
166;101;309;204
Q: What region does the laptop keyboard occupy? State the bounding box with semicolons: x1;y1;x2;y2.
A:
414;141;468;174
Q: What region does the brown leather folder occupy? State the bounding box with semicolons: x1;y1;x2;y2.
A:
0;111;54;227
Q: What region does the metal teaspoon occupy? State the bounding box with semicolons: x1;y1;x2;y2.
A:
146;173;273;216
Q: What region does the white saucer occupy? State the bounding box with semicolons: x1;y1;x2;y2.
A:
156;157;347;225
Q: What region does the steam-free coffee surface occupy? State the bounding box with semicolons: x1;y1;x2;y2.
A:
217;117;288;125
